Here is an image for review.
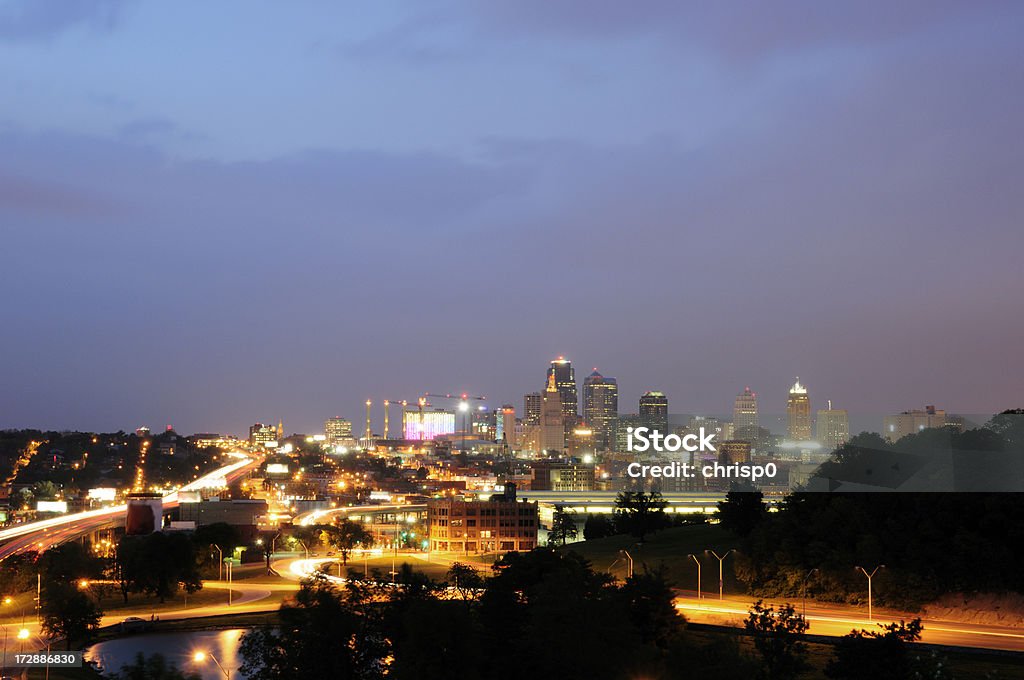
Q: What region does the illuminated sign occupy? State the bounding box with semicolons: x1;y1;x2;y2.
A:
36;500;68;513
88;488;116;501
266;463;289;475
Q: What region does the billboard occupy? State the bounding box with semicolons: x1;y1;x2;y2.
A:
36;500;68;513
266;463;289;475
88;488;116;502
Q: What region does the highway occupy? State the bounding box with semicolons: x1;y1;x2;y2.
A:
674;592;1024;653
0;453;260;560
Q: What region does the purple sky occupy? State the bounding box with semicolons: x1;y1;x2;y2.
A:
1;1;1022;436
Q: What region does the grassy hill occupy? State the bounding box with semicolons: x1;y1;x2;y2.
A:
557;523;743;594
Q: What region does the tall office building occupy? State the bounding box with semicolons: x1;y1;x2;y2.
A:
733;387;759;439
524;393;542;427
248;423;277;446
786;378;812;441
583;370;618;450
816;401;849;451
497;405;516;446
324;417;353;445
539;374;565;454
546;357;579;431
639;391;669;433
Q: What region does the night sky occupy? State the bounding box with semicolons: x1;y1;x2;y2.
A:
2;1;1022;435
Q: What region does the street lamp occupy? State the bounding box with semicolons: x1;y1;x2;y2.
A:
802;568;819;618
193;650;230;679
211;544;223;581
688;554;702;600
706;549;734;600
856;565;885;621
619;550;633;579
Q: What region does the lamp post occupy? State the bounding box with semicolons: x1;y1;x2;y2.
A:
194;650;230;679
211;544;223;581
620;550;633;579
706;549;734;600
802;568;819;619
856;565;885;621
688;554;702;600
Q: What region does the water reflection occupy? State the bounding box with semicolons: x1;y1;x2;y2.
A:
86;629;248;679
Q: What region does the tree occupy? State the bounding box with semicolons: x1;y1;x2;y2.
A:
716;481;765;536
614;491;670;542
193;523;241;559
40;582;102;649
744;600;809;680
111;653;201;680
583;513;617;540
446;562;483;600
825;619;925;680
116;532;202;603
548;505;578;546
617;565;683;649
240;580;387;680
322;519;373;566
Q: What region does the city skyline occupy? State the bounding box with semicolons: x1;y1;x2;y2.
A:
2;2;1023;433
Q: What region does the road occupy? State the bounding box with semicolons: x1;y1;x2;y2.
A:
674;592;1024;652
0;453;260;560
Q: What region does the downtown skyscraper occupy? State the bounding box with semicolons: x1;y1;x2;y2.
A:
639;391;669;433
733;387;759;439
787;378;812;441
546;357;579;444
583;369;618;450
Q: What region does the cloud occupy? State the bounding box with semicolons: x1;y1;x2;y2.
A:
0;0;128;41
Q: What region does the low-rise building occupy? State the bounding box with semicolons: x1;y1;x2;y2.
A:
428;484;537;554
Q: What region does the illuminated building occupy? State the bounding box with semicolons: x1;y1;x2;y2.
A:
816;402;849;451
883;405;947;442
546;357;579;436
472;407;496;440
497;405;516;446
786;378;812;441
531;461;594;491
324;417;353;445
539;374;565;454
428;484;537;554
615;414;642;451
639;391;669;433
248;423;278;446
583;370;618;450
718;440;752;465
524;392;542;427
733;387;759;440
403;408;457;441
567;426;596;460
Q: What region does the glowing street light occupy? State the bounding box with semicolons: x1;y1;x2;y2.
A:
193;650;230;679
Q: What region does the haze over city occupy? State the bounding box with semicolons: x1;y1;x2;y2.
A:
2;1;1023;434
